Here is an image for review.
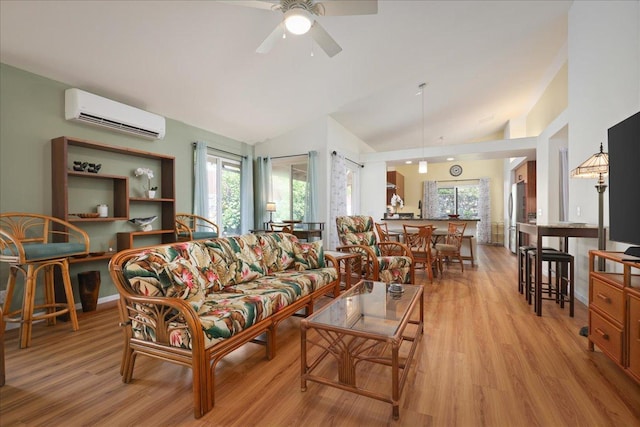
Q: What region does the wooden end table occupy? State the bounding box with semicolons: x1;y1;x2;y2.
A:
324;250;361;290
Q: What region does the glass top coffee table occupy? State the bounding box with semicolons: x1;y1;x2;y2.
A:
300;280;424;420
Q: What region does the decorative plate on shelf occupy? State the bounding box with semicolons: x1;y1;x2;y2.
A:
73;213;100;218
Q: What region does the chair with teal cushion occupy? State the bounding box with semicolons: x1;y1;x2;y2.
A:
175;213;219;241
0;213;89;348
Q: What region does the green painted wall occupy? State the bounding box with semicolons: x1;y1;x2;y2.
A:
0;63;250;306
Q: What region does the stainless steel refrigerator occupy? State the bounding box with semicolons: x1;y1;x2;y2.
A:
508;182;527;253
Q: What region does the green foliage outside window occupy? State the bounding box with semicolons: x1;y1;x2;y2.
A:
437;185;479;217
221;169;241;235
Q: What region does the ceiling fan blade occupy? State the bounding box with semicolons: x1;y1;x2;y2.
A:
317;0;378;16
309;21;342;57
256;22;285;54
218;1;279;11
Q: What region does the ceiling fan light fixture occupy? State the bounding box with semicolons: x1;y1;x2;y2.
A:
418;160;428;174
284;8;313;35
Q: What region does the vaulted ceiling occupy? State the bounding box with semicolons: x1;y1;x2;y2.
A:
0;0;570;158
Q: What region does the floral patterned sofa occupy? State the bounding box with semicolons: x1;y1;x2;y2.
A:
109;232;338;418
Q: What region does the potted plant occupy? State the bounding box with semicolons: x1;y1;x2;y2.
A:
134;167;157;198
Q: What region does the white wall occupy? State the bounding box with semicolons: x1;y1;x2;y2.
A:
567;0;640;302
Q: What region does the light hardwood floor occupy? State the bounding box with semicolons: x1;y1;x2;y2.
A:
1;245;639;426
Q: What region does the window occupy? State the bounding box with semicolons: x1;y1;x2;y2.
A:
438;184;479;217
272;156;308;221
207;154;241;236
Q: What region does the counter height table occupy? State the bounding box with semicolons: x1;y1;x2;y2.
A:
517;222;600;316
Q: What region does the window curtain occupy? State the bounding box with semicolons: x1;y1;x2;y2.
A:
423;180;439;218
193;141;209;220
477;177;491;244
254;156;272;229
305;151;319;222
241;154;254;233
559;147;569;222
329;152;347;249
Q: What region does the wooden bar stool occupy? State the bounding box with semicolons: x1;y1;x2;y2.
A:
1;213;89;348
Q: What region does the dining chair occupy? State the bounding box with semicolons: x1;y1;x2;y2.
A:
435;221;467;275
1;213;89;348
402;224;435;282
269;223;293;233
175;213;219;241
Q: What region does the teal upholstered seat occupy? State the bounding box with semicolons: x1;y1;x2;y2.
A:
16;242;86;261
175;213;220;242
178;231;218;240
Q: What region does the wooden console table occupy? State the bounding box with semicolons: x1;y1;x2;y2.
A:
588;250;640;384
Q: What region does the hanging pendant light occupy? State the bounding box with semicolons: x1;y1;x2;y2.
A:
418;83;427;174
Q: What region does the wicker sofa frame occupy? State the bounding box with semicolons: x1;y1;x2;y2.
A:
109;233;339;419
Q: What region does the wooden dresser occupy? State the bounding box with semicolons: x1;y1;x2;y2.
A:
588;250;640;383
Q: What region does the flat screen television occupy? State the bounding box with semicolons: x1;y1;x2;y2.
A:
607;110;640;256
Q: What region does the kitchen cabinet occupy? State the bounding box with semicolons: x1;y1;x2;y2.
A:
515;161;536;221
386;171;404;205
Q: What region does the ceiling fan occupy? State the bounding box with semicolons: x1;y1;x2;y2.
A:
225;0;378;57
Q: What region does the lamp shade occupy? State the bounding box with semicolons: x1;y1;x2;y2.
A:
266;202;277;212
284;8;312;35
418;160;428;174
571;143;609;179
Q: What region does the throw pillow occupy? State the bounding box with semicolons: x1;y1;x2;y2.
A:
294;240;325;271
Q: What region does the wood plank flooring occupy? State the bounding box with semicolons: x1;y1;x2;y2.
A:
1;245;639;426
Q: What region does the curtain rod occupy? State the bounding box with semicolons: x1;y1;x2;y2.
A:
192;142;246;159
332;151;364;168
270;153;308;160
436;178;480;183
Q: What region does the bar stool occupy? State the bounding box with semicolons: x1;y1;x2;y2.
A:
1;213;89;348
526;249;575;317
518;245;536;295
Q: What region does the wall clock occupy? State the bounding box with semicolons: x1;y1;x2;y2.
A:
449;164;463;177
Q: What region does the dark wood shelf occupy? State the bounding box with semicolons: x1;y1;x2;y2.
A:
129;197;175;203
52;136;176;252
67;216;128;223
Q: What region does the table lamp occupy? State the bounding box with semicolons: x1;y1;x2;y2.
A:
266;202;276;223
571;142;609;270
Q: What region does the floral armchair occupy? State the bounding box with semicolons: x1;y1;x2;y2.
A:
335;215;414;284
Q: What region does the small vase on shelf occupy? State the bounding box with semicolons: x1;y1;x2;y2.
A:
145;190;156;199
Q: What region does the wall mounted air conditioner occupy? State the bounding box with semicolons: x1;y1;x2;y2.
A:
65;88;165;140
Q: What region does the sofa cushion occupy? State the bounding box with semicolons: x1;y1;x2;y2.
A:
294;240;325;270
122;241;220;311
377;255;413;284
205;234;264;286
258;232;298;274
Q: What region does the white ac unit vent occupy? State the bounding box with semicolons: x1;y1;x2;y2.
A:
65;88;165;140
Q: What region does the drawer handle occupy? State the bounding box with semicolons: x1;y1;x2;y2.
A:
596;293;611;303
595;328;609;340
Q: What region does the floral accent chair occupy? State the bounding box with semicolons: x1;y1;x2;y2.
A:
336;215;414;284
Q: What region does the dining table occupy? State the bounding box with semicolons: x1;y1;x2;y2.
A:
516;222;601;316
